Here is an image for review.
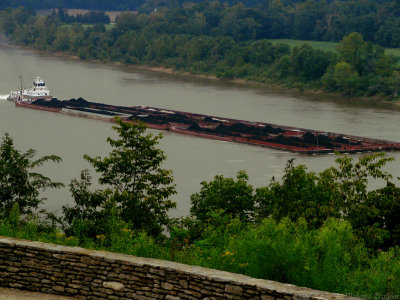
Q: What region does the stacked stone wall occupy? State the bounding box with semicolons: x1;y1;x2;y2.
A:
0;237;355;299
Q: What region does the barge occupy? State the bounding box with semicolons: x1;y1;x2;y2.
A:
14;97;400;154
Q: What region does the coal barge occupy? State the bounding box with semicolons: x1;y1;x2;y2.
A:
15;98;400;154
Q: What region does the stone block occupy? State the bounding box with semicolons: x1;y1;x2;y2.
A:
7;266;19;272
65;288;79;294
119;273;139;281
150;268;165;276
80;256;99;265
165;296;181;300
103;281;125;291
261;295;276;300
179;279;189;289
225;285;243;296
52;285;65;292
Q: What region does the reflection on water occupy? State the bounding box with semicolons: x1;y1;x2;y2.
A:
0;38;399;217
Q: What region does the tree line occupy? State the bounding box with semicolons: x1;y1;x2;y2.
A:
2;1;400;48
1;118;400;294
1;7;399;97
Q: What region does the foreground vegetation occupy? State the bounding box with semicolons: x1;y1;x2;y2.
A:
1;6;400;98
1;118;400;295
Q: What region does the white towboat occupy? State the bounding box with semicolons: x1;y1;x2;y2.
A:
8;76;52;102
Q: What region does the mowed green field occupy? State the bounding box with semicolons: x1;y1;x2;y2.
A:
268;39;400;62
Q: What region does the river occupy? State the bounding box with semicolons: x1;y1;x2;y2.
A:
1;36;399;217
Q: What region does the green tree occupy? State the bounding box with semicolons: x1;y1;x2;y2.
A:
84;117;176;236
332;61;360;95
190;170;255;223
62;170;111;240
256;159;340;228
322;153;396;248
338;32;388;77
255;153;398;249
0;133;63;217
291;45;331;81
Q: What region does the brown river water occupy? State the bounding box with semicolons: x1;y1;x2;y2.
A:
1;36;400;217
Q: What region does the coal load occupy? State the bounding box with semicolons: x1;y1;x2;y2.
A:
71;107;117;116
334;136;361;146
315;134;333;148
263;125;284;134
164;113;194;124
270;135;311;148
224;122;283;136
187;123;215;134
302;132;334;148
302;132;318;145
66;98;90;107
214;124;237;136
34;97;93;109
203;116;222;124
188;123;241;137
33;98;65;108
131;115;168;125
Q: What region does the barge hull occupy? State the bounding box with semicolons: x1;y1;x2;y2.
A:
14;100;400;154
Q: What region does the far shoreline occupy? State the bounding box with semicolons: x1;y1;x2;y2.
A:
8;41;400;109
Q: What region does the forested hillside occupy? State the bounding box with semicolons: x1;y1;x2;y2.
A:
1;6;399;98
2;0;400;48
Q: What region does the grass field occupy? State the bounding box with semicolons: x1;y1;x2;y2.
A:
268;39;400;61
36;9;136;22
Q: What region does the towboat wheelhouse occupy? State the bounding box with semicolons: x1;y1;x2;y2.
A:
8;76;52;102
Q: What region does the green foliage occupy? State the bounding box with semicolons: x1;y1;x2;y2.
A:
291;45;332;82
1;136;400;296
84;117;176;237
190;170;255;223
61;169;112;242
256;153;398;249
0;133;63;217
332;61;361;95
3;6;399;97
218;218;365;291
256;159;341;228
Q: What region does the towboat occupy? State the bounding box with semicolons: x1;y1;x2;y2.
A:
8;76;52;102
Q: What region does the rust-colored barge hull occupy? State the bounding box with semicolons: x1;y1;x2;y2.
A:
15;98;400;154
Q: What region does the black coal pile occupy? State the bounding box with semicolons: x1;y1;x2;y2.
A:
70;107;116;116
315;134;333;148
163;113;194;124
270;135;312;148
33;98;65;108
264;125;284;134
131;115;168;125
229;123;260;135
214;124;236;136
33;97;93;109
187;123;215;134
334;136;361;146
221;122;283;136
66;97;90;107
203;116;222;124
302;132;318;144
302;132;334;148
188;123;241;137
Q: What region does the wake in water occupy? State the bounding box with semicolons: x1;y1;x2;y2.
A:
0;94;9;100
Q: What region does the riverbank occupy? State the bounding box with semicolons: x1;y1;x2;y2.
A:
12;41;400;109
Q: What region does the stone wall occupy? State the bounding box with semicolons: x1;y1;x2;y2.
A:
0;236;355;300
